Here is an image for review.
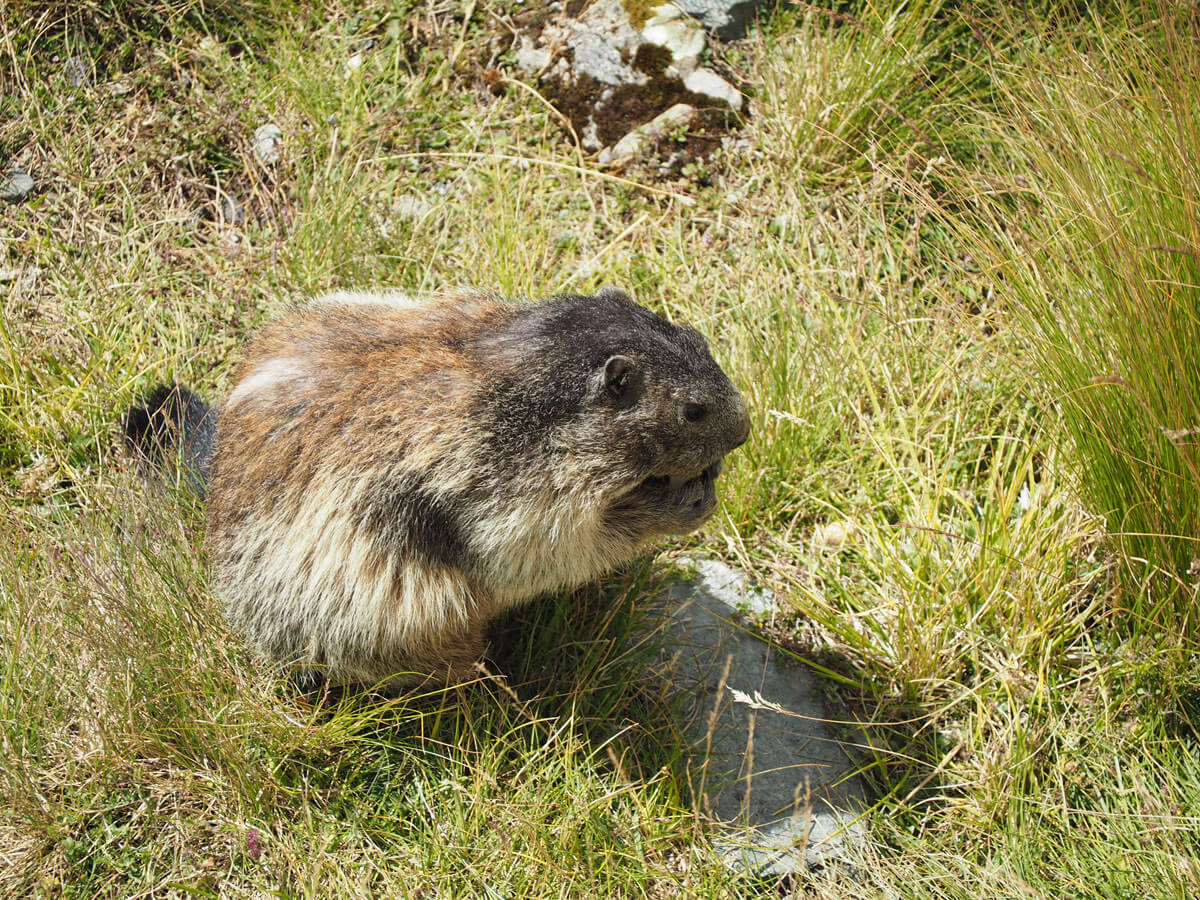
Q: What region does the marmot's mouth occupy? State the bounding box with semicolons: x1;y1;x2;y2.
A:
620;457;723;531
639;458;723;493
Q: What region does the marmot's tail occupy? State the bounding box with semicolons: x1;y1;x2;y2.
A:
123;384;217;497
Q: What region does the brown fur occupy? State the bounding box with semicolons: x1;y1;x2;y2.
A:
201;288;749;688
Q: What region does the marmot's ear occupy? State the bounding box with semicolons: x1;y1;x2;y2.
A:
602;354;641;402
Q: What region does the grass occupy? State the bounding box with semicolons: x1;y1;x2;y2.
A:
3;0;1200;896
923;2;1200;628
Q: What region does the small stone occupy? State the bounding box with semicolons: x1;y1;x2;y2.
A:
568;29;645;86
344;53;363;75
392;194;433;221
577;0;642;54
581;117;603;153
599;103;697;165
253;124;283;165
65;55;90;87
813;520;859;550
218;192;245;225
558;0;645;86
683;68;742;111
1;169;35;203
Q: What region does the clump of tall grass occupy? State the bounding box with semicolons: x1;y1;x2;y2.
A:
752;0;971;183
941;3;1200;629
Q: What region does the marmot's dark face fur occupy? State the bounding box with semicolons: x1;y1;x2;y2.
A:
202;287;749;687
476;288;749;540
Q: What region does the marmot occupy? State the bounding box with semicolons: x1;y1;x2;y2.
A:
126;287;750;688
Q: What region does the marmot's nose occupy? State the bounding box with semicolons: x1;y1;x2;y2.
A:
730;399;750;449
732;418;750;449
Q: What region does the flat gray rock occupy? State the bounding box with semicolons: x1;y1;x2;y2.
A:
568;29;645;86
652;558;868;875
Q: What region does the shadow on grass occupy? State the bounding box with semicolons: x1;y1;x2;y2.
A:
286;558;701;809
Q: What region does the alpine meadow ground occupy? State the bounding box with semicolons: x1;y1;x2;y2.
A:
3;1;1200;897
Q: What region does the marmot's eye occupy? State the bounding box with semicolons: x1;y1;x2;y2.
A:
684;402;707;423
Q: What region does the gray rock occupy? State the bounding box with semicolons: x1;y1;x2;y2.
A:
218;192;245;225
514;39;552;74
653;558;868;875
599;103;697;166
581;116;604;153
65;55;91;87
642;6;707;73
683;68;742;112
392;194;434;221
253;123;283;165
577;0;643;55
1;169;35;203
509;0;745;162
676;0;772;40
567;29;645;86
521;0;646;89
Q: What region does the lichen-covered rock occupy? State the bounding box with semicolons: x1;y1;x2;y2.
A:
514;40;552;74
578;0;643;54
568;29;647;86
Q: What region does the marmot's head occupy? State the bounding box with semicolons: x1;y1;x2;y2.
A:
480;287;750;540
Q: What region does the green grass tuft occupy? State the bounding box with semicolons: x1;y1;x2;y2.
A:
933;2;1200;628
